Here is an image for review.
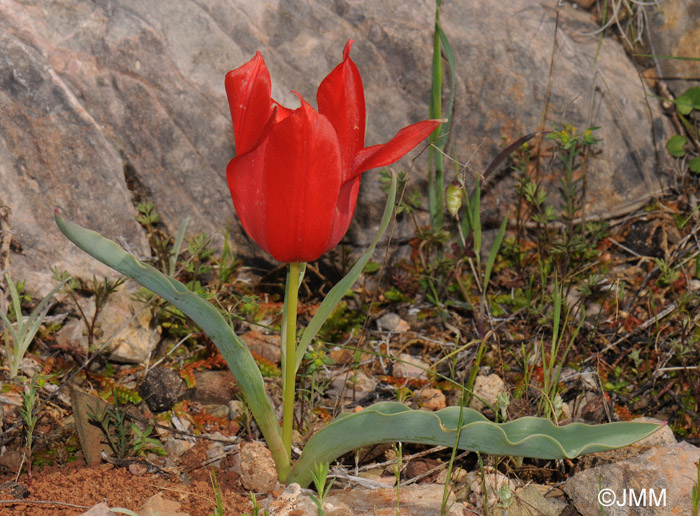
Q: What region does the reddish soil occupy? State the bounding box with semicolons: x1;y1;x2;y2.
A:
0;446;251;516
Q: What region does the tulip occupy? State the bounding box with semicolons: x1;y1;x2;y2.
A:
225;39;441;263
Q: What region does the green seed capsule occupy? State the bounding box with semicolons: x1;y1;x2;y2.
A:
446;182;463;218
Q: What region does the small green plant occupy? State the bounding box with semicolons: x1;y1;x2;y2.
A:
136;201;160;227
1;273;65;378
209;468;224;516
664;86;700;174
241;492;269;516
300;346;334;436
52;269;125;360
654;257;680;287
427;0;456;230
540;277;584;419
18;373;42;484
89;391;163;459
309;462;334;516
130;423;166;457
392;442;403;516
441;391;467;515
496;482;513;510
89;396;131;460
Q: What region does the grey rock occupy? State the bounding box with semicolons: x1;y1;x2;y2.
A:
1;0;672;294
139;493;190;516
284;483;466;516
393;352;430;379
184;369;238;405
227;399;244;420
648;0;700;96
241;330;281;364
204;403;230;420
139;365;186;412
493;485;566;516
163;436;194;458
78;503;118;516
238;440;278;494
55;286;159;364
327;370;377;400
377;312;410;332
469;373;507;411
565;441;700;516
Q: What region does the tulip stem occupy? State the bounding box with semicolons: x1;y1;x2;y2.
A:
282;261;302;459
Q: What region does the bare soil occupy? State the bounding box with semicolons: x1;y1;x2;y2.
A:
0;445;250;516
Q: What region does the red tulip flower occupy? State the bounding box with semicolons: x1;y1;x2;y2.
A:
225;40;441;263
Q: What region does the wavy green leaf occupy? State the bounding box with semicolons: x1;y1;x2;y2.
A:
287;401;663;487
54;212;289;480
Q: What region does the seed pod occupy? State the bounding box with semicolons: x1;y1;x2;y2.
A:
445;181;463;218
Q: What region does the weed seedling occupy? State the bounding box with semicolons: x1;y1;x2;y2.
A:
89;390;163;459
209;468;224;516
392;442;403;516
52;269;124;364
242;492;269;516
18;373;42;484
309;461;334;516
1;273;65;378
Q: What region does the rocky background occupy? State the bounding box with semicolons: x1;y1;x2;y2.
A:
0;0;694;292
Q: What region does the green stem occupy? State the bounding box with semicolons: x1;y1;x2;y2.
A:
282;262;302;461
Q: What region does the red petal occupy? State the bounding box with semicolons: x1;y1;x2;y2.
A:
326;176;362;252
225;52;274;155
226;142;271;255
317;40;365;181
351;119;442;178
262;96;343;263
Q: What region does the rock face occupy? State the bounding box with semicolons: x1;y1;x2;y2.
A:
565;441;700;516
648;0;700;96
1;0;672;292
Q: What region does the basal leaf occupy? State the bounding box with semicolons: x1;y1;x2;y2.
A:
287;402;663;487
54;212;289;479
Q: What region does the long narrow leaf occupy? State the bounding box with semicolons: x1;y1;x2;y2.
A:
287;401;662;487
294;172;397;373
54;212;289;480
1;275;65;377
6;275;24;335
482;215;507;293
428;0;445;229
168;216;190;277
437;22;455;150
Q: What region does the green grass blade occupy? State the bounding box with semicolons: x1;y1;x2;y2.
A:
54;212;289;480
428;0;445;229
169;216;190;277
437;22;455;149
6;274;24;335
482;214;507;293
287;402;663;487
295;173;397;373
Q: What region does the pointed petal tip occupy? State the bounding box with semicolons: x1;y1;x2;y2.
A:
343;40;354;61
224;51;264;81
